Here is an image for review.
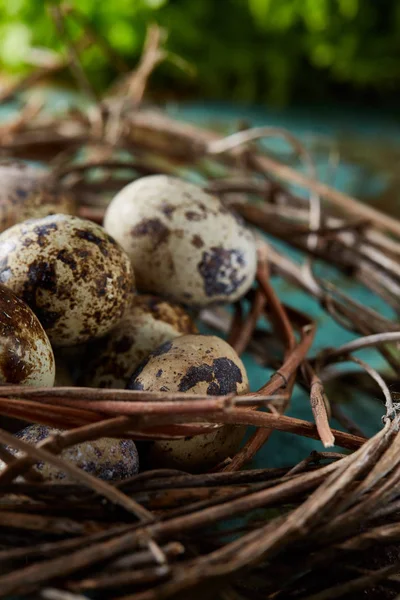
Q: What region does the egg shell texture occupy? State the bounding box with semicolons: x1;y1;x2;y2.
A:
0;160;76;232
83;295;197;389
0;283;55;386
2;424;139;481
128;334;249;396
127;334;248;472
104;175;257;306
0;214;135;346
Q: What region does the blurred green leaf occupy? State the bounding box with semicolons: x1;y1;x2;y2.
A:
0;0;399;106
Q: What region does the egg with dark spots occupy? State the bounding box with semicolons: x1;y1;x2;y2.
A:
0;284;55;386
127;334;248;472
82;295;197;389
0;424;139;481
0;214;135;347
0;160;76;233
104;175;257;306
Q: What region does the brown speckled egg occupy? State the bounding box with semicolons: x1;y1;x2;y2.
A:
127;334;248;473
0;284;54;386
0;214;135;347
0;160;76;232
1;424;139;481
83;295;197;389
104;175;257;306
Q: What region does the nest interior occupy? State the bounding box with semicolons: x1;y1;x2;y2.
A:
1;20;400;600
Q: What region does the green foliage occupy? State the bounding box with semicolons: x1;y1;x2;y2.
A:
0;0;399;105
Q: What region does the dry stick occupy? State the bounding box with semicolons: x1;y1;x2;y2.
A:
0;396;364;450
0;461;343;597
127;426;393;600
222;251;308;471
0;428;151;520
303;362;335;448
303;561;400;600
226;301;244;350
247;152;400;237
205;410;363;451
318;331;400;365
230;287;266;356
48;6;97;105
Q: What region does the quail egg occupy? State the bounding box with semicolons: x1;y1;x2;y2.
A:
83;295;197;389
127;334;248;472
0;283;54;386
0;214;135;347
104;175;257;306
0;159;76;232
1;424;139;481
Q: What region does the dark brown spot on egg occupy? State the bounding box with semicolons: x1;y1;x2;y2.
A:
207;381;220;395
132;218;170;246
185;211;203;221
129;379;144;390
191;235;204;248
160;203;176;219
156;369;163;377
151;339;173;357
198;246;247;298
0;342;32;384
178;364;214;392
57;249;77;271
75;229;109;257
33;222;58;247
212;357;243;394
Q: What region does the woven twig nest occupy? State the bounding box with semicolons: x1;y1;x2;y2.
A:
1;24;400;600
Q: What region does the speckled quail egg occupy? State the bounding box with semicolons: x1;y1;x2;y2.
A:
127;334;248;473
0;159;76;232
0;424;139;481
0;283;54;386
104;175;257;306
0;214;135;347
82;295;197;389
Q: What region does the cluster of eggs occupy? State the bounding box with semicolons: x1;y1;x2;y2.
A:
0;161;257;478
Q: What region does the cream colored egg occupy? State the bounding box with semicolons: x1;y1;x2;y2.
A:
127;334;248;473
0;160;76;232
0;214;135;347
83;295;197;389
104;175;257;306
0;284;54;386
1;424;139;481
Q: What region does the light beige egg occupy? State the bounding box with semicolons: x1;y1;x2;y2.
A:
0;284;54;386
0;214;135;347
83;295;197;389
104;175;257;306
1;424;139;481
127;334;248;473
0;159;76;232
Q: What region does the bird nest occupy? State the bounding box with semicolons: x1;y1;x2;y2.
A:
1;22;400;600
